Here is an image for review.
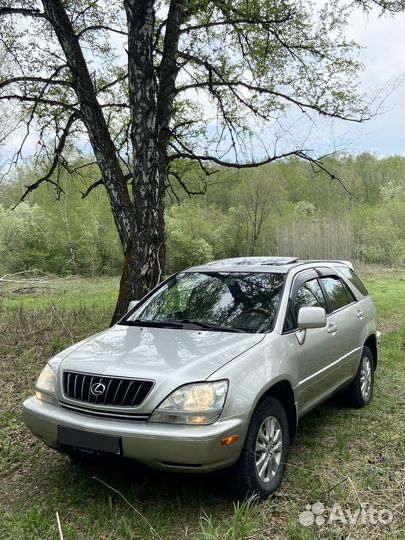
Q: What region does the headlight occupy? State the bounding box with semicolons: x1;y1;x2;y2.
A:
149;380;228;425
35;363;56;400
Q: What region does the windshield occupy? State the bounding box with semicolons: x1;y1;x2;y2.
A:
121;271;285;333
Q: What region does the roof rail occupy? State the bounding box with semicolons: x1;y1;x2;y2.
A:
202;256;299;267
295;259;354;270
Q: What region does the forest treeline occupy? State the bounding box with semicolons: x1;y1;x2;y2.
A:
0;153;404;277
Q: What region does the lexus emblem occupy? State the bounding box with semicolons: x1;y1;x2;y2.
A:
90;382;106;396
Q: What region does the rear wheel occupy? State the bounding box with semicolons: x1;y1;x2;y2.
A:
341;345;375;407
229;396;289;500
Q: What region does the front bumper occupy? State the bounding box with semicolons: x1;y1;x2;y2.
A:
23;397;246;473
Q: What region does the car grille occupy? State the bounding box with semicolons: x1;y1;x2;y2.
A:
60;402;150;421
62;371;153;407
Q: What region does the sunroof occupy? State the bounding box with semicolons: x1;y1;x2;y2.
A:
204;257;299;267
260;257;299;266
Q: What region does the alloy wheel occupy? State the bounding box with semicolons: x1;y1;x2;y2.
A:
360;356;372;400
255;416;283;483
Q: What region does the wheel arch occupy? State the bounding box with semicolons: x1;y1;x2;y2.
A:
364;333;378;370
255;380;297;444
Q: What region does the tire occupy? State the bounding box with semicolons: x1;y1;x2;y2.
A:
228;396;289;500
341;345;375;407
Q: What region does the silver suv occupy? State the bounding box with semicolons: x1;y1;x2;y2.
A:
23;257;379;499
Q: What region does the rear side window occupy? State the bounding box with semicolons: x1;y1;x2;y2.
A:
321;277;352;311
293;278;327;318
337;266;368;296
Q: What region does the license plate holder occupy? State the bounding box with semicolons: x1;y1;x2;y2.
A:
58;426;121;455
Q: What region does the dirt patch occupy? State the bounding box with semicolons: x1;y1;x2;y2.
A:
379;318;405;336
11;287;48;295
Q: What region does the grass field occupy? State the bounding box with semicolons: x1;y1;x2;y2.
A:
0;269;404;539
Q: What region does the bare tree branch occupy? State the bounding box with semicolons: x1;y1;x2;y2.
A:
0;7;46;18
176;54;372;123
170;138;351;194
0;76;72;89
96;74;128;94
169;170;208;197
81;173;132;199
0;94;79;112
180;14;293;34
76;25;128;39
169;146;308;169
12;112;80;208
80;179;103;198
355;0;405;12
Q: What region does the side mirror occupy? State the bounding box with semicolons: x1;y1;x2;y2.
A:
297;306;326;330
127;300;139;312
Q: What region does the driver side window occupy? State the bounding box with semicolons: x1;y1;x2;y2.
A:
293;278;327;320
283;277;327;333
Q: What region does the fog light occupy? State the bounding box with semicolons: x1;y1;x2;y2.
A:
35;390;56;405
188;415;209;424
221;435;240;446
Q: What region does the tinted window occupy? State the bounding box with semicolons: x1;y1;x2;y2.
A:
283;305;295;332
293;278;326;318
337;266;368;296
321;277;352;311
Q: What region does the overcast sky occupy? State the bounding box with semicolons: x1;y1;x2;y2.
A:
205;7;405;160
335;7;405;155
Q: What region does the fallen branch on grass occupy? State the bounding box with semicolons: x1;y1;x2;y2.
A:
0;269;76;285
56;511;64;540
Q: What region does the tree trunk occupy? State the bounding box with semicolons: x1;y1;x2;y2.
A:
112;243;137;322
122;0;164;305
112;0;183;324
43;0;184;325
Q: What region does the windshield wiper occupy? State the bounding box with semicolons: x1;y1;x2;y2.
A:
120;318;244;333
119;319;183;329
176;319;244;333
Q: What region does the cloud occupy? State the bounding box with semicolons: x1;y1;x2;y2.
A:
341;7;405;155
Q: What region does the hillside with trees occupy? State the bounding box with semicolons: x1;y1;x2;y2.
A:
0;152;404;278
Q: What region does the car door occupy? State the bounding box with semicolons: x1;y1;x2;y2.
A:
282;270;335;416
316;269;362;388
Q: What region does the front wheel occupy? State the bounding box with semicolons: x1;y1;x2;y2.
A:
228;396;289;500
341;345;375;407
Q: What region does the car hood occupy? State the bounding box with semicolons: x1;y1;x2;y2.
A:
58;324;264;410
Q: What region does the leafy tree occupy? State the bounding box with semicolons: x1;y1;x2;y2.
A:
294;200;316;217
0;203;51;272
0;0;403;321
380;180;404;201
229;169;284;254
166;200;233;271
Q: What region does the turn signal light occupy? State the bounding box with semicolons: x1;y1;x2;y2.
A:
221;435;240;446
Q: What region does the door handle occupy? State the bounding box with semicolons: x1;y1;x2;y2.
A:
327;323;338;334
356;310;364;319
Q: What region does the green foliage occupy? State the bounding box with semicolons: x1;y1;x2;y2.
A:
0;153;404;275
294;200;316;216
0;203;52;273
380;180;404;201
166;200;235;272
0;165;123;276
